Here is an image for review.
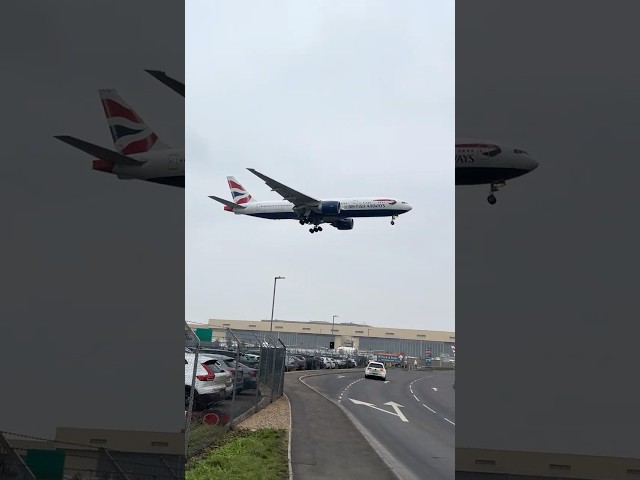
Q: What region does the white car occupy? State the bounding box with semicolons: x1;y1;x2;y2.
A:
365;361;387;380
185;353;233;410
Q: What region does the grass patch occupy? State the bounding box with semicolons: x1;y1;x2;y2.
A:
186;428;288;480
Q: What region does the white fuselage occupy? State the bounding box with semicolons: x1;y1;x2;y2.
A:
230;197;412;221
455;138;538;185
94;148;184;187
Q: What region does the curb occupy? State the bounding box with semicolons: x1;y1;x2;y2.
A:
230;394;270;428
283;393;293;480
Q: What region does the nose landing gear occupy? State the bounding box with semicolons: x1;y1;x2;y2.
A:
391;215;397;225
487;181;505;205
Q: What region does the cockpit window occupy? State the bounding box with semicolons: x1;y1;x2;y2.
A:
514;149;528;154
481;147;502;157
401;201;407;204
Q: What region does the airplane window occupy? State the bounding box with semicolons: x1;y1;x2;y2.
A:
481;147;502;157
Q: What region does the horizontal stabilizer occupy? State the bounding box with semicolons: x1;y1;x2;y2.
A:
208;195;246;209
54;136;145;166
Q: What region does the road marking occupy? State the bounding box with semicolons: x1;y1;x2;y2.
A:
338;378;364;402
348;398;409;422
432;387;438;392
413;394;419;402
409;387;413;393
422;404;436;414
444;418;455;426
385;402;409;423
337;375;345;378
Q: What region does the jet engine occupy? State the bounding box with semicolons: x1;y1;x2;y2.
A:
332;218;354;230
319;201;341;215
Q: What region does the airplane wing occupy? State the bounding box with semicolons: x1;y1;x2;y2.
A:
208;195;246;209
144;69;185;97
246;168;320;208
54;136;145;166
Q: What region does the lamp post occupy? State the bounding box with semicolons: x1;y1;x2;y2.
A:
270;276;285;333
332;315;338;350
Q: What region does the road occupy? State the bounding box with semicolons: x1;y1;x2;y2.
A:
302;368;455;480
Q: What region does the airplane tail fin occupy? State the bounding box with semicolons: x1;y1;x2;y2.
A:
227;176;256;205
98;89;170;155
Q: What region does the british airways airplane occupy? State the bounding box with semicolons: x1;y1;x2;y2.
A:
54;89;184;188
456;139;539;204
209;169;412;234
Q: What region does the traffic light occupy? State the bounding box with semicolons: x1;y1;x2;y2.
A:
329;341;335;349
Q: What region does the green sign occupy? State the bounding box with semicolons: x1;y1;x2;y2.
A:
25;450;65;480
195;328;213;342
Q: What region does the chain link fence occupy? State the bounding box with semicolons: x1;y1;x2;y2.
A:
0;431;183;480
184;324;286;459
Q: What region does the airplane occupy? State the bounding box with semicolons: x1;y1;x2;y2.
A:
54;89;184;188
456;139;538;204
208;169;412;234
145;69;184;97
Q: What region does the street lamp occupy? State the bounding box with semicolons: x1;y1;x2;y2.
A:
270;276;285;333
332;315;339;350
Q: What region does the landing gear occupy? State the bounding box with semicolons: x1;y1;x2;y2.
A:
487;181;504;205
391;215;397;225
308;226;323;234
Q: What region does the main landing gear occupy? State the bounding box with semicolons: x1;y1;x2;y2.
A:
299;218;323;233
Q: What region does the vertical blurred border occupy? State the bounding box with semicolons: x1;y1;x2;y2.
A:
0;1;185;478
456;1;640;478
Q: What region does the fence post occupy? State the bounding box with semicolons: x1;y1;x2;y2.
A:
184;322;200;456
251;332;263;412
227;328;241;426
0;432;37;480
270;335;278;403
278;339;287;396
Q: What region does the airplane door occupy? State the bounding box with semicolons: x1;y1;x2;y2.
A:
168;154;178;170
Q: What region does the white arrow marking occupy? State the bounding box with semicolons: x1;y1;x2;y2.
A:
385;402;409;422
337;375;345;378
348;398;409;422
384;380;390;383
432;387;438;392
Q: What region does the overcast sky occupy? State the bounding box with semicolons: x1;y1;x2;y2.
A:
1;1;184;439
186;1;455;333
457;0;640;459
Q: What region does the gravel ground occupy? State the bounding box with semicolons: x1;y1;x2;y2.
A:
234;394;290;431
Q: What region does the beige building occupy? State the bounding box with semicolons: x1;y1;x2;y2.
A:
6;428;184;479
456;448;640;479
189;318;455;358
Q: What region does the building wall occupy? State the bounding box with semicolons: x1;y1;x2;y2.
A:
190;318;455;359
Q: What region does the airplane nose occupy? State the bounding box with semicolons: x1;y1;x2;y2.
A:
406;204;412;211
528;156;539;171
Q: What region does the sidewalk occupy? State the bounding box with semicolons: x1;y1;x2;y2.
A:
284;371;397;480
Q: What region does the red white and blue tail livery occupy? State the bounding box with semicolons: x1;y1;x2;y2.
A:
54;89;184;188
209;169;412;234
99;89;169;155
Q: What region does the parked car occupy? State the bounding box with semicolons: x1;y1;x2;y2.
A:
224;359;258;390
364;361;387;380
292;355;306;370
204;355;246;394
185;353;232;410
